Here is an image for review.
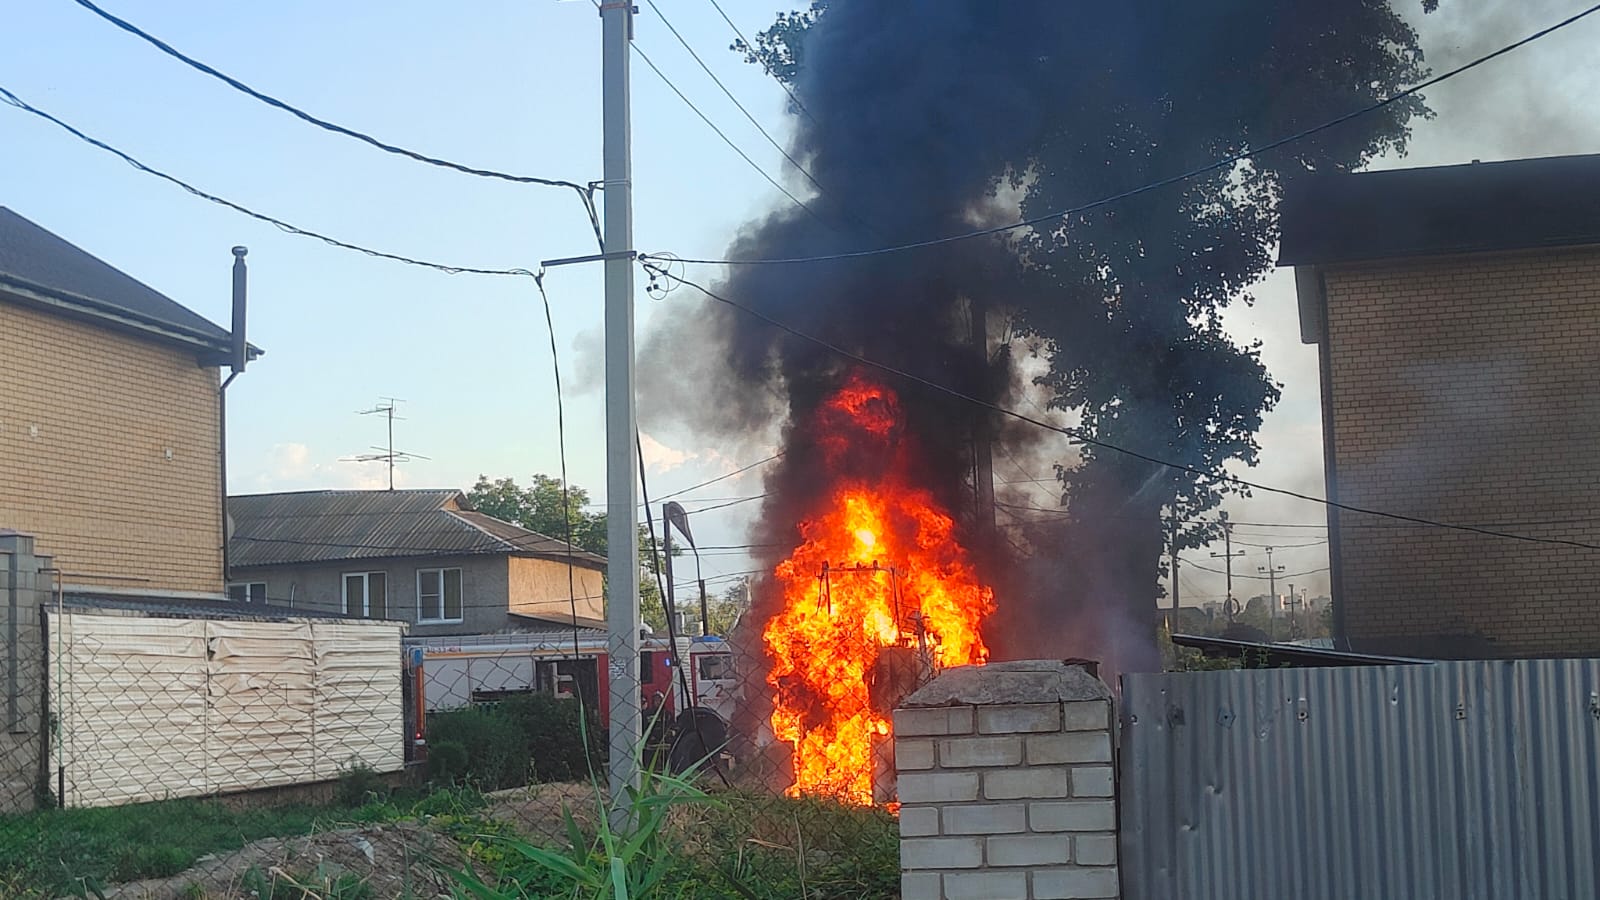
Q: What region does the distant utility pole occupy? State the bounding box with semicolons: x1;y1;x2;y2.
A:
348;398;428;490
1259;546;1285;639
1285;582;1303;638
1210;512;1245;621
1169;514;1181;610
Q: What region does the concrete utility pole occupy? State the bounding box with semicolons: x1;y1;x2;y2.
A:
600;0;641;814
1210;512;1245;621
1259;546;1285;639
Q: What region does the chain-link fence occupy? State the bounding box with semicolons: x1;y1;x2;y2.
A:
0;579;898;896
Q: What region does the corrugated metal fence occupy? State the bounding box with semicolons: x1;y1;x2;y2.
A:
1121;661;1600;900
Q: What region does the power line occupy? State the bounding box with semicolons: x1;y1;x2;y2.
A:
1183;559;1330;581
705;0;817;125
69;0;587;192
644;263;1600;554
644;2;1600;268
641;0;824;197
1231;538;1328;550
0;85;538;278
652;453;782;502
630;42;834;229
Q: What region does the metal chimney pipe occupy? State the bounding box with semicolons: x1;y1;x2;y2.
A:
230;246;248;374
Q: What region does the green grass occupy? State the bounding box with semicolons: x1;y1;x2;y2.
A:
0;785;484;897
462;791;900;900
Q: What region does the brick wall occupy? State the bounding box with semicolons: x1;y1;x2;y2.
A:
1321;245;1600;656
895;661;1119;900
0;299;223;593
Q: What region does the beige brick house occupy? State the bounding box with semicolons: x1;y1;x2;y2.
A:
0;207;257;594
1280;154;1600;658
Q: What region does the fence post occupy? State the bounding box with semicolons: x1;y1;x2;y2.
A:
895;659;1118;900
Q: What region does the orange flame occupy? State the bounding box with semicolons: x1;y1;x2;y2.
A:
764;374;994;804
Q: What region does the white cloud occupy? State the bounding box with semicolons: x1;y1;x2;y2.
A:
640;432;693;473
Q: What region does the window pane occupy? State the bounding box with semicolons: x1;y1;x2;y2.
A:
443;569;462;621
418;570;441;620
369;572;387;619
343;575;364;615
248;583;267;604
227;584;247;602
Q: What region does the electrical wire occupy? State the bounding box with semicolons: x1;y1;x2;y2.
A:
652;453;782;502
705;0;817;125
644;2;1600;267
642;0;823;197
533;272;589;677
631;42;833;229
69;0;587;191
1183;559;1330;581
645;263;1600;554
0;85;538;278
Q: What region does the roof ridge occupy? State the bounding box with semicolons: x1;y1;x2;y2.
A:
445;508;522;553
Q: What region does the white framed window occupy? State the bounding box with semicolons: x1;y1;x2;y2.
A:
417;568;463;624
342;571;387;618
226;582;267;603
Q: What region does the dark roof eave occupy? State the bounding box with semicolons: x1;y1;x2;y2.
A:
1278;235;1600;268
0;273;263;361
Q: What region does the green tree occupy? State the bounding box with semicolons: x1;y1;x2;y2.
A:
739;1;1432;669
468;474;680;624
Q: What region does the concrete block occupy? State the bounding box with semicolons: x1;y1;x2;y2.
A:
896;738;936;771
942;803;1027;835
1027;732;1112;765
1071;766;1115;798
901;871;941;900
944;870;1028;900
1032;866;1120;899
898;771;980;804
895;706;975;737
984;767;1070;800
977;702;1062;734
986;834;1071;867
939;735;1023;768
1075;834;1119;866
901;837;983;870
1029;800;1116;832
1062;700;1111;732
899;805;939;837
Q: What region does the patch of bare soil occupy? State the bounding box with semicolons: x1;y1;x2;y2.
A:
99;783;599;900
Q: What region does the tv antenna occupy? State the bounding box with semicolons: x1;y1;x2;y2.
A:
343;398;429;490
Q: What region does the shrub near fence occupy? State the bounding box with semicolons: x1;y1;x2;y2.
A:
426;693;601;790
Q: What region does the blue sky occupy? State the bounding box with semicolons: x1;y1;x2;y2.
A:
4;0;1597;602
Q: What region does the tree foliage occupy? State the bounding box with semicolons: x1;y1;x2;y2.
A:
739;1;1434;668
468;474;681;622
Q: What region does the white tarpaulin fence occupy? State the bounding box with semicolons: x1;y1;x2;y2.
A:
48;612;404;808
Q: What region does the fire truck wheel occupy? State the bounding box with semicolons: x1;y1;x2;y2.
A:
667;708;729;775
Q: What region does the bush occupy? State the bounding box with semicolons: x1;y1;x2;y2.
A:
425;707;526;790
496;693;601;783
425;694;601;790
334;765;391;808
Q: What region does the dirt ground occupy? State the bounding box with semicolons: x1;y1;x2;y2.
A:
102;783;601;900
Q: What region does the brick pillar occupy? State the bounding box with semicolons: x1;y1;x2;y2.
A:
894;660;1118;900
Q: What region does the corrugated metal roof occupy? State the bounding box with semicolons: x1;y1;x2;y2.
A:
1121;660;1600;900
228;489;606;569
